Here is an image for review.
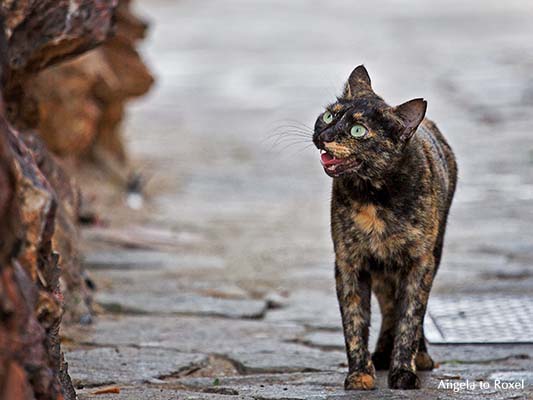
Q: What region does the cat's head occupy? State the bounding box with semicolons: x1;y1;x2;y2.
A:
313;65;426;181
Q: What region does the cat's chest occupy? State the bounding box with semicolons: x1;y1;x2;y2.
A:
332;201;424;262
333;202;399;240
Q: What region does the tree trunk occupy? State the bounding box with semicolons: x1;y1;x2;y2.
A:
0;1;123;398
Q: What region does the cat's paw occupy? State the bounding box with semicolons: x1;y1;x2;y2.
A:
371;351;391;370
344;372;376;390
388;368;420;390
415;351;435;371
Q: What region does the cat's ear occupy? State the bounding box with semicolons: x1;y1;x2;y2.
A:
343;65;371;99
393;98;427;141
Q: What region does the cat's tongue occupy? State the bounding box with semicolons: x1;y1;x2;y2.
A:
321;152;344;166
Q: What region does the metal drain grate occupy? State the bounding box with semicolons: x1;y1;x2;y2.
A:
424;294;533;344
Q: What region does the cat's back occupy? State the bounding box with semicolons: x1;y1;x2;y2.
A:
413;119;457;202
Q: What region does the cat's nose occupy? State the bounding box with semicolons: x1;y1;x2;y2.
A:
319;127;336;143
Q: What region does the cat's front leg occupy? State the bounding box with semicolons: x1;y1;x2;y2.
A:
389;255;435;390
335;260;375;390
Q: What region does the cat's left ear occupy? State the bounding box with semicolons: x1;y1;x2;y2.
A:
343;65;372;99
393;98;427;141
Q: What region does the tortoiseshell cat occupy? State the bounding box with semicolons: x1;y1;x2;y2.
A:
313;66;457;390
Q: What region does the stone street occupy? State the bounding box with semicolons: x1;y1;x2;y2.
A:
64;0;533;399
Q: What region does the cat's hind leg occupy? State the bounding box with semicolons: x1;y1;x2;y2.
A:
413;228;447;372
388;254;436;390
415;325;435;370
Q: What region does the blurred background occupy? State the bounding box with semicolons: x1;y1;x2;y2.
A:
119;0;533;305
1;0;532;398
79;0;533;396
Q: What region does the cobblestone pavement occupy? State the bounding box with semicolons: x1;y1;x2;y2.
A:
65;0;533;399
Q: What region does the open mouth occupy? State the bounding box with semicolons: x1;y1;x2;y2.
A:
320;150;362;177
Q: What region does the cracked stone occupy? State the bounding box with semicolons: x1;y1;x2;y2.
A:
63;316;347;373
176;368;533;400
77;387;254;400
265;290;343;330
300;331;345;350
96;291;268;319
65;347;208;387
227;342;346;373
178;373;348;400
63;315;305;354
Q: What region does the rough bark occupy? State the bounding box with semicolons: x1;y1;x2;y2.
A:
1;0;117;86
0;1;121;398
20;131;91;324
0;102;71;400
5;0;154;165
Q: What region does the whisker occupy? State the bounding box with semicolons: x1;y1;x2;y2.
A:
286;143;316;157
270;139;312;150
270;125;313;134
272;136;313;148
267;130;313;141
281;119;314;131
276;143;317;159
269;119;314;133
263;118;317;151
268;127;312;136
262;129;314;146
275;140;315;151
270;136;313;149
264;134;313;151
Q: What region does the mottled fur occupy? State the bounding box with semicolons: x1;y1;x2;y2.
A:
313;66;457;390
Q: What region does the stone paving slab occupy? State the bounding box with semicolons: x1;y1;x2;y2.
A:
66;347;208;387
89;261;268;319
297;328;533;365
83;250;225;271
87;266;250;306
96;291;268;319
428;345;533;365
299;331;344;351
264;290;343;330
77;385;529;400
82;225;208;251
266;290;382;349
64;315;347;373
77;387;253;400
227;345;346;373
174;369;532;400
63;315;304;353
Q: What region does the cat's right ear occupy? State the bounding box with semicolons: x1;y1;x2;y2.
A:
343;65;372;99
393;98;427;141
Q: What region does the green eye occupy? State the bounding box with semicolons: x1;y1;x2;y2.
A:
350;124;367;138
322;111;333;124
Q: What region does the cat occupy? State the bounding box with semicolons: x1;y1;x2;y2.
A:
313;65;457;390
